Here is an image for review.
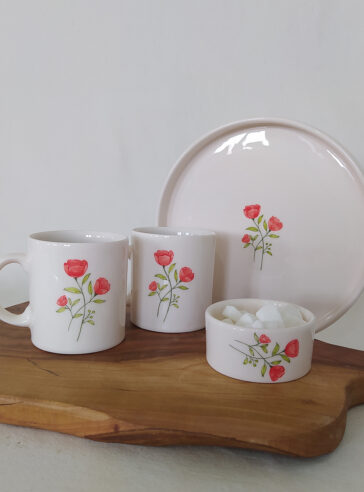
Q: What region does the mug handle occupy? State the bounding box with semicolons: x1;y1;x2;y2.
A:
0;253;31;326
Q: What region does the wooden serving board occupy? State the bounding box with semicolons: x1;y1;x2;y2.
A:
0;303;363;457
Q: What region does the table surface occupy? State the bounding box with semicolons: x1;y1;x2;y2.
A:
1;295;364;492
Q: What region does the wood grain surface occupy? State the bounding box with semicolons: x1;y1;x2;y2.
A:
0;303;362;457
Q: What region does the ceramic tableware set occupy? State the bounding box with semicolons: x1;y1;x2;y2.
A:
1;118;363;384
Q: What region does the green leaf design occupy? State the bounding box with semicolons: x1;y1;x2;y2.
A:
86;320;95;325
263;220;268;231
168;263;176;273
261;364;267;377
243;243;250;248
246;226;258;232
161;297;169;302
148;291;157;296
254;333;259;343
243;358;248;365
172;303;179;308
68;297;72;305
269;234;280;238
174;269;178;282
71;298;80;307
82;273;91;285
160;284;167;291
74;313;82;318
261;344;268;353
56;307;66;313
266;251;272;256
155;274;167;280
252;235;258;241
258;215;263;224
249;347;254;356
88;281;93;295
64;287;81;294
272;343;280;356
177;285;188;290
281;354;291;363
93;299;106;303
256;246;262;251
271;360;282;365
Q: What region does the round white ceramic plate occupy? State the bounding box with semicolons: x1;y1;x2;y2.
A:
157;118;364;332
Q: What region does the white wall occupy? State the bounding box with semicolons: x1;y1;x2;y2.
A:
0;0;363;347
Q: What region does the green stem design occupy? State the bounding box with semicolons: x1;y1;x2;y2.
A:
156;291;163;317
163;266;181;322
76;278;87;341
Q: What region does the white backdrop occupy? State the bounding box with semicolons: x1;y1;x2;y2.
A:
0;0;363;348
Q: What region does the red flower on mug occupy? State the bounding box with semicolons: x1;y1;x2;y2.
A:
285;339;299;358
241;234;250;243
64;259;88;278
179;267;195;283
269;365;285;382
259;334;271;344
149;253;195;322
149;281;158;291
268;216;283;231
94;277;111;295
57;295;68;307
154;250;174;266
243;204;261;219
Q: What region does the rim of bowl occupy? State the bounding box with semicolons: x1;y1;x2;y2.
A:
206;298;316;330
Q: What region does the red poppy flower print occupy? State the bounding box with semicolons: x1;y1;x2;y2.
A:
64;259;88;278
94;277;111;295
285;339;299;358
259;334;271;344
243;204;261;219
56;260;111;341
57;295;68;307
242;204;283;270
154;250;174;266
149;281;158;291
268;216;283;232
179;267;195;283
148;250;194;322
230;332;299;382
269;365;285;382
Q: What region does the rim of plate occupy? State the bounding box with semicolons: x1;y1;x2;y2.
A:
157;117;364;332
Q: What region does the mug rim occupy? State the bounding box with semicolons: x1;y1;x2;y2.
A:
132;226;215;237
29;230;128;245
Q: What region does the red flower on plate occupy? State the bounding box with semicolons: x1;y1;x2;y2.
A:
269;365;285;382
64;259;88;278
179;267;195;283
94;277;111;295
285;339;299;358
154;250;174;266
243;204;261;219
57;295;68;307
259;334;271;344
268;216;283;231
242;234;251;243
149;281;158;291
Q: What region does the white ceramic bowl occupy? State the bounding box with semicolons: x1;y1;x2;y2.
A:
205;299;316;383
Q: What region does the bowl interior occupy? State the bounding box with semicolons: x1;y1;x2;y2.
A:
207;298;315;326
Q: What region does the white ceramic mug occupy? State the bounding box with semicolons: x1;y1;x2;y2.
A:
0;230;129;354
131;227;216;333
